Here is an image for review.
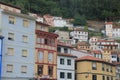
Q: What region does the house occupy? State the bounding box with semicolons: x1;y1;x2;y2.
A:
89;36;101;50
97;39;119;50
76;56;116;80
57;42;76;80
113;62;120;80
35;21;58;80
53;17;67;27
55;30;69;40
0;2;36;80
77;41;90;51
70;30;88;44
43;14;54;26
91;50;102;59
105;22;120;38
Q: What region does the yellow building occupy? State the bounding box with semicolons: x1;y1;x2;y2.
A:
102;48;112;62
76;56;116;80
35;21;58;80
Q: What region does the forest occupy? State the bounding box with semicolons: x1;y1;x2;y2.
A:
2;0;120;25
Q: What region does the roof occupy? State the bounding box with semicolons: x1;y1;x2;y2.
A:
58;42;73;48
36;21;50;26
97;40;115;42
91;50;102;54
78;41;90;46
0;1;21;9
57;53;77;58
3;10;36;20
105;22;113;25
76;56;115;66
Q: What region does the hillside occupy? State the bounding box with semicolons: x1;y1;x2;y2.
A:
2;0;120;24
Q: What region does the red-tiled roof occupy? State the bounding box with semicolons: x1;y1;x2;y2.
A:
57;53;77;58
91;50;101;54
76;56;103;61
58;42;73;48
97;40;115;42
76;56;115;66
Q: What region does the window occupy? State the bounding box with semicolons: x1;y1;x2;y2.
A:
67;73;72;79
7;64;13;72
60;58;64;65
60;72;65;78
106;65;109;72
37;37;41;43
107;76;109;80
64;48;68;53
102;76;105;80
22;35;28;43
9;16;15;24
92;62;97;70
48;53;53;62
22;49;28;57
8;33;14;41
92;75;97;80
57;47;61;53
21;65;27;73
37;65;43;75
7;48;14;55
48;66;53;77
67;59;71;65
23;19;29;27
38;51;43;61
110;66;112;72
45;39;48;45
111;76;113;80
102;64;105;71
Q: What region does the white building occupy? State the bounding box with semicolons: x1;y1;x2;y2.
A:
0;2;36;80
105;22;120;38
57;42;76;80
89;36;101;50
53;17;67;27
70;30;88;44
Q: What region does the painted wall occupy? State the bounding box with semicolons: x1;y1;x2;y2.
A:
1;11;35;80
76;61;116;80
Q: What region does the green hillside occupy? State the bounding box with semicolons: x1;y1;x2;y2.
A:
2;0;120;25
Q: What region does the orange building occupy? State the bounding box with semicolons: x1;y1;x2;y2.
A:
35;21;58;80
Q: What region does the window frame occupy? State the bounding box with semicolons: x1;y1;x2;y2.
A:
60;72;65;78
6;64;13;72
60;58;64;65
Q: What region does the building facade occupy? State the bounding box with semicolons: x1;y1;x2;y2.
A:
57;42;76;80
35;21;58;80
70;30;88;43
105;22;120;38
0;3;36;80
76;56;116;80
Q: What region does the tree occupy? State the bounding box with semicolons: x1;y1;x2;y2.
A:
73;13;87;26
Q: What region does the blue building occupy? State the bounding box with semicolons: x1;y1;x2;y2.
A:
0;2;36;80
